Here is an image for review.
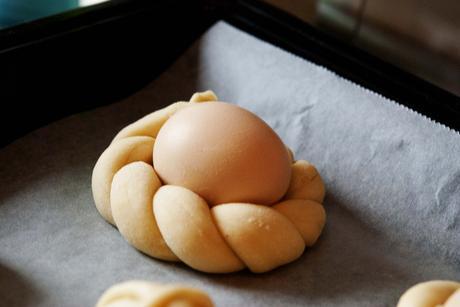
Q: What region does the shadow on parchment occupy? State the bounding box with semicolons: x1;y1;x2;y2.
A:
0;263;40;307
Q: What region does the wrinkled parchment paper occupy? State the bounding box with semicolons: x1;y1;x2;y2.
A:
1;22;459;307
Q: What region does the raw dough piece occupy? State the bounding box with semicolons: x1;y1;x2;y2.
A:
273;199;326;246
111;162;177;261
96;280;213;307
211;203;305;273
284;160;326;203
397;280;460;307
92;136;155;224
153;185;244;273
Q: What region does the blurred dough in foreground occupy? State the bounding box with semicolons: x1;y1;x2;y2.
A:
397;280;460;307
96;280;213;307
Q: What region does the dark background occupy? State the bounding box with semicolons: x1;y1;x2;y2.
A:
0;0;459;147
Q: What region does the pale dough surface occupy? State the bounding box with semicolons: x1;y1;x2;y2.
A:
397;280;460;307
96;280;214;307
91;92;327;273
284;160;325;203
153;185;245;273
111;162;177;261
211;203;305;273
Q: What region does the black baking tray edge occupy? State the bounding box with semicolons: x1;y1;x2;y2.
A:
0;0;459;148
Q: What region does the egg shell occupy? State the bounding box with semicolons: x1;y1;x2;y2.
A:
153;101;291;205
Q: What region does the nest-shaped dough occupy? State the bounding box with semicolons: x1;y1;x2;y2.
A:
96;280;213;307
92;91;327;273
398;280;460;307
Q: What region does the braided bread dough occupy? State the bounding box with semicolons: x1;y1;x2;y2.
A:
398;280;460;307
92;91;327;273
96;280;213;307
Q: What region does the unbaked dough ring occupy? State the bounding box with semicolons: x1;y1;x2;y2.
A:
92;91;327;273
96;280;214;307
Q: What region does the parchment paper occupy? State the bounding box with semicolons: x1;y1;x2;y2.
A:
0;22;459;307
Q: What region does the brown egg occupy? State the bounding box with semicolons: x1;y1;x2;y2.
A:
153;101;291;205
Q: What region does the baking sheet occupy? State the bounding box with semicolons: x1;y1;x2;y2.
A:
1;21;459;307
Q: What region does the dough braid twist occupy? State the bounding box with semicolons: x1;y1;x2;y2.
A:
92;91;327;273
398;280;460;307
96;280;213;307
